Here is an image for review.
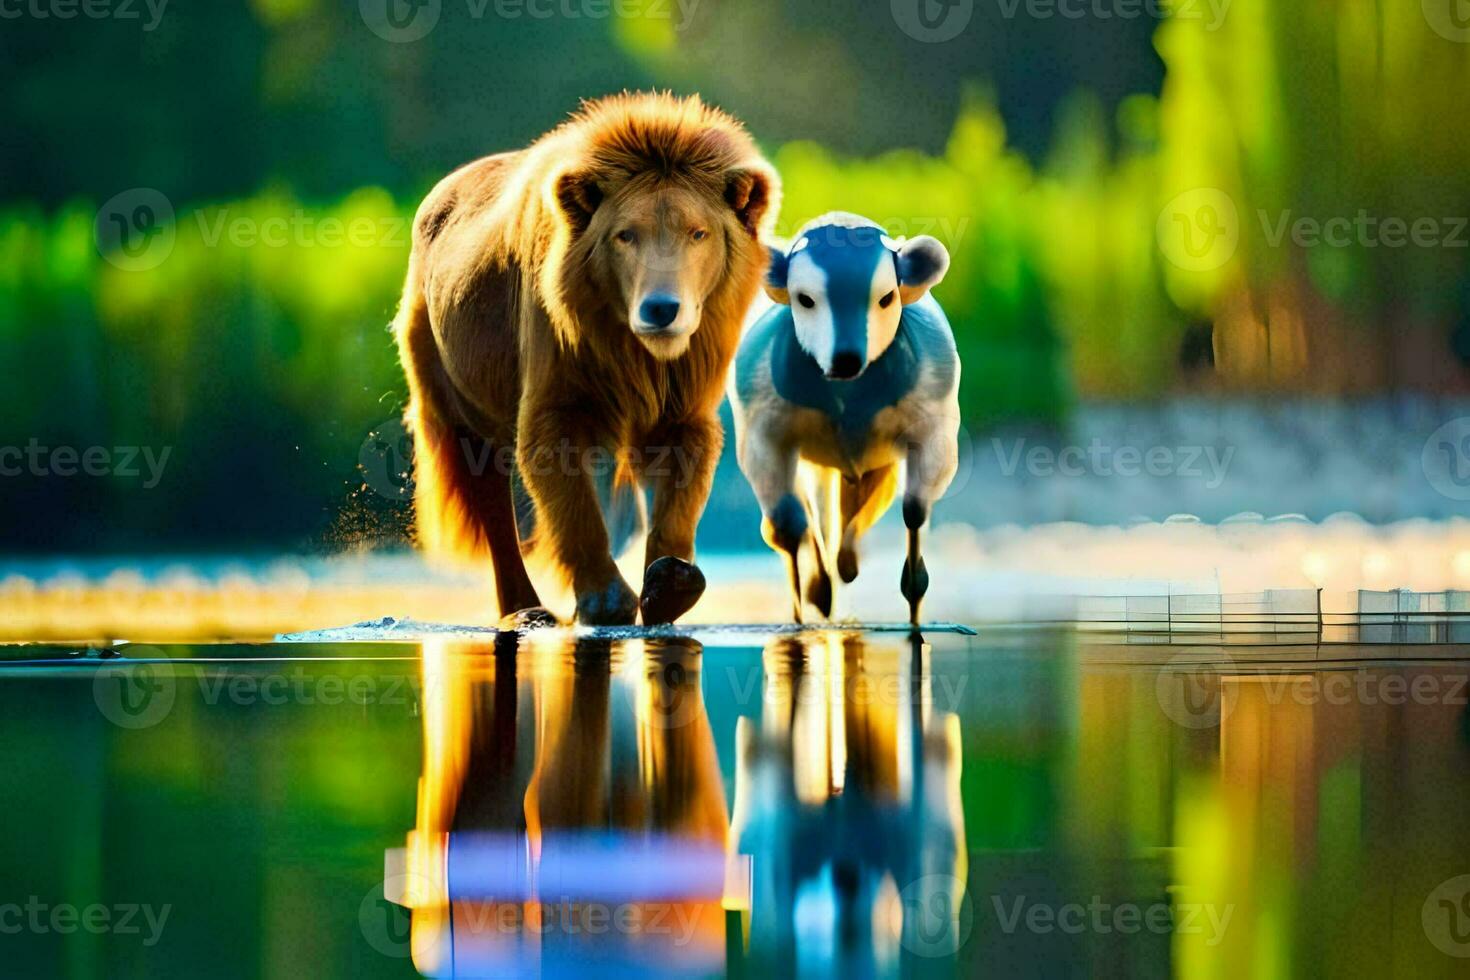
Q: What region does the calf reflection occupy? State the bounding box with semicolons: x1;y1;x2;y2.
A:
388;634;728;977
726;634;969;976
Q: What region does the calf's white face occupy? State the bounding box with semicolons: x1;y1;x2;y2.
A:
766;223;950;380
782;245;902;379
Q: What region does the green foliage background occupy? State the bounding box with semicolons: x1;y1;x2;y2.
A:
2;0;1468;549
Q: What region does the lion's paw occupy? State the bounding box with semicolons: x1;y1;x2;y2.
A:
498;606;560;632
576;577;639;627
640;556;707;626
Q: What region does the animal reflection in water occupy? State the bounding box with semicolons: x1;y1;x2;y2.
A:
384;632;967;977
386;634;728;977
726;634;968;975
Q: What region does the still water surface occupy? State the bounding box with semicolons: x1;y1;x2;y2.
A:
2;630;1469;978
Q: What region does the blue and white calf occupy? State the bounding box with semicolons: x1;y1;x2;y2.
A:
729;213;961;625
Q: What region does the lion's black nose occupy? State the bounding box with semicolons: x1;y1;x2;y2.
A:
639;295;681;330
827;350;864;380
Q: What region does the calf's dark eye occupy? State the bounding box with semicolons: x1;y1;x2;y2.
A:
797;293;815;309
615;229;637;244
879;291;896;309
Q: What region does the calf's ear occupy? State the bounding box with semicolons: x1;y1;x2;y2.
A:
764;244;791;304
554;169;604;235
896;235;950;304
725;168;774;237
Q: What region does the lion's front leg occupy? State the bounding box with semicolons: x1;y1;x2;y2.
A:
637;414;721;624
518;404;638;626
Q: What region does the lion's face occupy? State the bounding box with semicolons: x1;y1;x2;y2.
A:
558;170;770;361
599;182;732;359
590;182;717;358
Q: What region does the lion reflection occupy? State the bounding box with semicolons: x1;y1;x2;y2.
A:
387;634;728;977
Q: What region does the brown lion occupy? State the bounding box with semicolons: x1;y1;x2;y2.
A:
394;93;779;627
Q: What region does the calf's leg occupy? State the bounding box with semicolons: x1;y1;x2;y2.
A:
901;424;960;628
738;430;809;623
837;464;899;584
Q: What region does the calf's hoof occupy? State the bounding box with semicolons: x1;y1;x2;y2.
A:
805;568;833;619
576;576;640;627
640;556;706;626
498;606;559;632
837;547;860;584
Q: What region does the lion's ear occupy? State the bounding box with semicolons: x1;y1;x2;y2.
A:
555;169;604;234
725;168;773;237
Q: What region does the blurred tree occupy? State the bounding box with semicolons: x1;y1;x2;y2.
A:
1154;0;1470;392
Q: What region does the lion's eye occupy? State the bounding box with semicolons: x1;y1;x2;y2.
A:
879;290;896;309
615;229;637;245
797;293;816;309
690;229;709;242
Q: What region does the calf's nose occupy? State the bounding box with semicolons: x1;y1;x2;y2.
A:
638;295;681;330
827;350;864;380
